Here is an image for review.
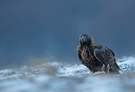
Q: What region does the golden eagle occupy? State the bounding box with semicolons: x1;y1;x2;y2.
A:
77;34;120;74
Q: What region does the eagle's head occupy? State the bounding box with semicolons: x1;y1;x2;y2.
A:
79;34;93;45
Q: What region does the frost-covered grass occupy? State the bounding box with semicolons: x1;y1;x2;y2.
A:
0;56;135;92
118;56;135;72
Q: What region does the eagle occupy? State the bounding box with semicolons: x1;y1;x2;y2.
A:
77;34;120;74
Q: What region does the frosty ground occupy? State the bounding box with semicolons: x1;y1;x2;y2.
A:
0;57;135;92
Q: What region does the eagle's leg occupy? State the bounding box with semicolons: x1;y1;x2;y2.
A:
101;64;110;74
101;64;105;71
107;64;110;74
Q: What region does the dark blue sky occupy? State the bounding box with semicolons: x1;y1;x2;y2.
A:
0;0;135;65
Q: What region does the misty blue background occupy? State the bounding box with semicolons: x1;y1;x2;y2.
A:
0;0;135;66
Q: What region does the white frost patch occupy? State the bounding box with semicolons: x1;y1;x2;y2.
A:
118;56;135;72
57;64;89;77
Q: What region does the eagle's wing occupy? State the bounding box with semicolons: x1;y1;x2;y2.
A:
94;46;120;73
93;46;115;65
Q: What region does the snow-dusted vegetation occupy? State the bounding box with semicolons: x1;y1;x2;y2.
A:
0;57;135;92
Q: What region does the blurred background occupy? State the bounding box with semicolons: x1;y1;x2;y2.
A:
0;0;135;67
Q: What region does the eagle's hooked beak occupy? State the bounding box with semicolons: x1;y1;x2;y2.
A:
80;34;89;43
80;34;93;45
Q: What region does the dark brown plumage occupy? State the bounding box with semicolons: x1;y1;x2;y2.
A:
77;34;120;74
